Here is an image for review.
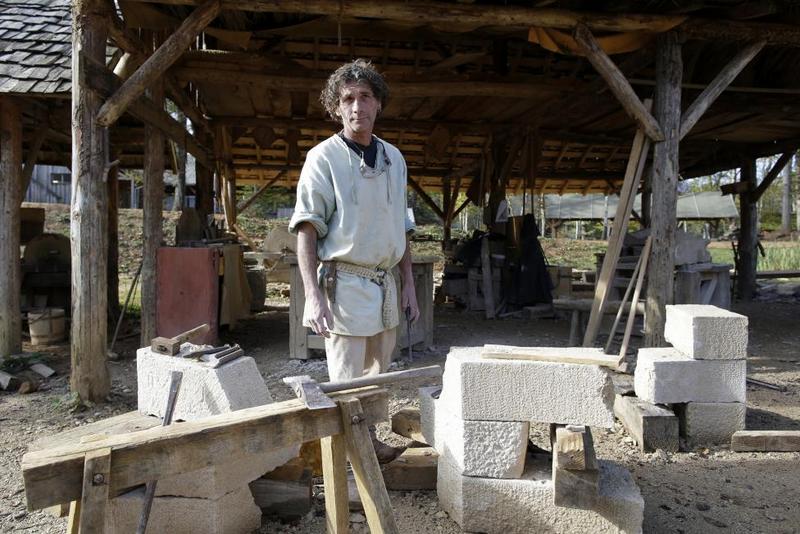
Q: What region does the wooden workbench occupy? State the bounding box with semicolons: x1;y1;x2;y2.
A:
285;256;436;360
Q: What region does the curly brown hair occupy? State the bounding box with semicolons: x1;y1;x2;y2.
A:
320;59;389;123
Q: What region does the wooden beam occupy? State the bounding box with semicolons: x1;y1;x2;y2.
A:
106;9;211;134
70;0;111;403
574;24;664;142
21;126;47;195
679;41;766;140
84;57;212;168
0;96;23;357
407;175;445;220
78;448;111;533
644;32;682;347
613;394;678;453
751;151;793;201
22;387;388;511
96;0;221;127
236;171;284;215
731;430;800;452
481;345;620;368
129;1;688;34
320;433;348;533
737;160;758;300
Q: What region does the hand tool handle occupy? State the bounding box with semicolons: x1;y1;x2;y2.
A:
319;365;441;393
172;323;210;344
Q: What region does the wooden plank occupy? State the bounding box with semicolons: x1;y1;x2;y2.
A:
574;24;664;142
618;235;652;359
78;447;111;534
552;425;597;472
289;262;310;359
96;0;221;127
613;394;678;453
480;236;495;319
679;40;765;139
751;151;793;201
66;500;81;534
382;447;438;491
481;345;620;368
22;387;388;510
731;431;800;452
604;245;645;354
69;0;111;403
582;124;649;347
645;31;682;346
338;397;399;534
320;434;348;534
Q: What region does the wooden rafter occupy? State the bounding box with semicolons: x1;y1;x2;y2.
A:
235;170;285;215
679;41;766;139
574;24;664;142
408;175;445;221
97;0;221;127
751;151;794;201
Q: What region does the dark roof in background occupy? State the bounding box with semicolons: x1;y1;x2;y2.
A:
0;0;71;94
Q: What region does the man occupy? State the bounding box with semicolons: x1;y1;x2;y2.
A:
288;59;418;461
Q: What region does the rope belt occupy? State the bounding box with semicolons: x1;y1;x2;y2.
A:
323;260;398;329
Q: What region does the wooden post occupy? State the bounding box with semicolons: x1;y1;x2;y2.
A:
337;397;399;534
644;32;682;347
78;447;111;533
107;153;120;324
141;77;165;346
320;434;348;534
71;0;111;402
0;96;22;357
738;160;758;300
196;129;214;220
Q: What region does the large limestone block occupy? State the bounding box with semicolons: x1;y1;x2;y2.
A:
419;386;528;478
155;445;300;499
438;347;615;427
437;453;643;534
137;346;270;421
676;402;746;448
673;230;712;266
106;486;261;534
664;305;748;360
634;348;746;404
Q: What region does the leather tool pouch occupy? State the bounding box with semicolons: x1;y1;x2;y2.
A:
321;260;337;303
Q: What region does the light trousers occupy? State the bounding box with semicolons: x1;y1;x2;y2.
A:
324;328;397;382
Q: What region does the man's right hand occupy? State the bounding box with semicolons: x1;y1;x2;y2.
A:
306;291;334;338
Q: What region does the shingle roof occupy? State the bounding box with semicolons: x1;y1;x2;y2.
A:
0;0;72;94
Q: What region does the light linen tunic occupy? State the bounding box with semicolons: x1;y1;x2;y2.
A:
288;134;414;336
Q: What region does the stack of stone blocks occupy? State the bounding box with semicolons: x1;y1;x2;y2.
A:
420;346;644;533
634;304;748;448
104;345;299;534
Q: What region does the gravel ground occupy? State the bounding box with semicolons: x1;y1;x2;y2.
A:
2;294;799;533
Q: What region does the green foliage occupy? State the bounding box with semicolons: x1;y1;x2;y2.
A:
709;243;800;271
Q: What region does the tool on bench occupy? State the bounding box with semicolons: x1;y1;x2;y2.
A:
203;344;243;368
404;307;414;362
137;370;182;534
283;365;442;410
151;323;210;355
183;344;230;359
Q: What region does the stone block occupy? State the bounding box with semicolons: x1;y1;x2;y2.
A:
438;347;615;427
437;453;643;534
634;348;746;404
419;386;439;448
155;445;300;499
664;305;748;360
106;486;261;534
673;230;711;266
137;346;270;421
419;386;528;478
675;402;746;448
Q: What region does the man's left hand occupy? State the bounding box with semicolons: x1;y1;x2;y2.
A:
401;283;420;323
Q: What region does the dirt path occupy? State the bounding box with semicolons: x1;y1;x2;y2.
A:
2;298;799;533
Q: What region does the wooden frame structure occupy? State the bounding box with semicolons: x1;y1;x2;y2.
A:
22;387;398;533
3;0;800;398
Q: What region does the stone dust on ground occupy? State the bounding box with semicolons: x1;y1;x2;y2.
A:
2;294;799;533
